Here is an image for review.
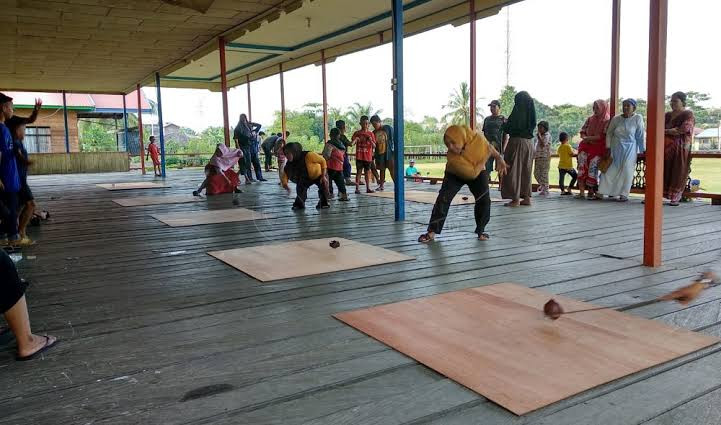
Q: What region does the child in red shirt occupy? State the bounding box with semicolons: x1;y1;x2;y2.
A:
323;128;349;201
146;136;161;176
351;115;376;194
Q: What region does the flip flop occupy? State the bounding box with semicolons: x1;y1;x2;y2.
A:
16;335;59;361
478;233;490;241
418;233;435;244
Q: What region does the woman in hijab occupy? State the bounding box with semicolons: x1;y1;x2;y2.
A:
576;100;610;200
418;125;507;243
193;144;243;196
232;113;261;185
598;99;645;201
663;91;695;206
501;91;536;207
281;142;330;210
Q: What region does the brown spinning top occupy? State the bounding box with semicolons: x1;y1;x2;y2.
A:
543;299;564;320
329;240;341;249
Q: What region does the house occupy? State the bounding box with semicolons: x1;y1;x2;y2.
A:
695;127;720;151
5;91;152;153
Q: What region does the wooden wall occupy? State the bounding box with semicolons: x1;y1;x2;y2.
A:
28;152;129;175
17;108;81;152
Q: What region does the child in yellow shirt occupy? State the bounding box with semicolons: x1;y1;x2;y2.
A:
557;132;577;195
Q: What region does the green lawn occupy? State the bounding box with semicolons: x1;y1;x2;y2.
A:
409;158;721;193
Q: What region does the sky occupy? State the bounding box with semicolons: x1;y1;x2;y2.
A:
144;0;721;132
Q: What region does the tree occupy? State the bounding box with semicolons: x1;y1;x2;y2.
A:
499;85;517;117
346;102;381;127
442;82;483;126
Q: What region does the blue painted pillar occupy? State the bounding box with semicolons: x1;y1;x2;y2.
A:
155;72;166;178
62;90;70;152
392;0;405;221
122;94;129;151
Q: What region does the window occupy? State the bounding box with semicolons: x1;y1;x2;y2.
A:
24;127;51;153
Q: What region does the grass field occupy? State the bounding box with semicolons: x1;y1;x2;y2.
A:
410;157;721;193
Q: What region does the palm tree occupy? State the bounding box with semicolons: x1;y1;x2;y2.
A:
346;102;382;126
442;82;483;126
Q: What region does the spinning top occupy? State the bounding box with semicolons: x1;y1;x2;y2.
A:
462;196;469;200
543;299;564;320
232;198;241;206
329;240;340;249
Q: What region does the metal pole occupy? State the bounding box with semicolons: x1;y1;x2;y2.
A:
610;0;622;117
246;75;252;123
643;0;667;267
62;90;70;152
155;72;166;178
280;63;286;138
321;49;329;141
137;84;146;175
122;94;129;151
392;0;405;221
469;0;477;130
219;36;231;147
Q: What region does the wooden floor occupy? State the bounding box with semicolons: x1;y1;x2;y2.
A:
3;169;721;425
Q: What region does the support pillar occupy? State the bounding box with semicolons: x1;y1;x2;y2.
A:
643;0;668;267
610;0;621;117
219;37;231;146
155;72;166;178
137;84;146;175
122;94;129;151
280;63;286;138
469;0;477;130
62;90;70;153
321;49;329;142
392;0;405;221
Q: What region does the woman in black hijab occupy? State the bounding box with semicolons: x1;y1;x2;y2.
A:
501;91;536;207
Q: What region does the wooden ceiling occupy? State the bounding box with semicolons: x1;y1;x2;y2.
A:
1;0;510;94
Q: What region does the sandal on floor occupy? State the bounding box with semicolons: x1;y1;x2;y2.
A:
16;335;59;361
520;200;532;206
669;202;680;206
504;201;520;208
418;233;435;244
478;233;490;241
574;194;585;199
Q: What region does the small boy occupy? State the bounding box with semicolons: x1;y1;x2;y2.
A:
0;93;21;246
370;114;394;191
146;136;161;176
351;116;376;194
557;132;578;195
336;120;354;186
323;128;349;201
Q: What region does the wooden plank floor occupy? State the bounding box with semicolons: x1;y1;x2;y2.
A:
2;169;721;425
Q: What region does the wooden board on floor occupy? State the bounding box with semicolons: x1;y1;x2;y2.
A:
366;190;502;205
97;182;169;190
334;282;720;416
152;208;266;227
208;237;415;282
113;194;204;207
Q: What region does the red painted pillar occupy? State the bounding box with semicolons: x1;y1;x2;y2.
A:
643;0;667;267
219;37;230;146
610;0;621;117
137;84;146;175
469;0;477;130
280;63;287;138
246;74;252;123
321;49;329;141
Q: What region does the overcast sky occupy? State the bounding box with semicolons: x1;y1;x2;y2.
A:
145;0;721;131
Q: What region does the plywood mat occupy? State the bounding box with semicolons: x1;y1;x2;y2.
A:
97;182;169;190
208;237;414;282
153;208;266;227
366;190;502;205
113;194;204;207
334;283;719;415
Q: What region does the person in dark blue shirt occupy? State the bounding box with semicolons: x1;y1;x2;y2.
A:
0;93;21;245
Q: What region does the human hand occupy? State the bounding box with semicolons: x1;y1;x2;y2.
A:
34;98;42;110
496;159;508;178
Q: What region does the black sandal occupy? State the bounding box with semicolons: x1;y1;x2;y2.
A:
418;233;435;244
478;233;490;241
16;335;59;361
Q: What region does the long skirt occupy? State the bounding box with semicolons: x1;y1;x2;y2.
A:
501;137;534;200
533;157;550;187
577;151;601;189
599;141;637;197
663;137;690;202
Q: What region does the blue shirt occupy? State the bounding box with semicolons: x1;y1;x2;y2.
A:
13;139;28;182
405;166;419;176
0;123;19;192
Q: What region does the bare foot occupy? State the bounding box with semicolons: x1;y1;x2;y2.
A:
17;334;58;360
504;201;520;208
520;198;532;206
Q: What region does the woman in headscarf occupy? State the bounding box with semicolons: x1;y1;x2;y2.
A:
193;144;243;196
232;113;261;185
663;91;695;206
576;100;610;200
418;125;507;243
598;99;645;201
281;142;330;210
501;91;536;207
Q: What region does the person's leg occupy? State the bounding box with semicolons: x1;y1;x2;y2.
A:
364;165;373;193
194;177;209;195
316;180;330;209
355;161;362;193
468;171;492;239
343;152;353;184
18;200;35;239
252;152;264;180
293;181;309;209
387;157;395;184
263;148;272;171
334;170;347;199
559;169;567;193
569;169;578;191
576;152;588;198
277;157;286;182
3;193;20;243
424;172;464;239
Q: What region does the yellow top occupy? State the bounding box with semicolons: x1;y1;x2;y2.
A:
444;125;491;180
281;151;327;187
557;143;574;169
